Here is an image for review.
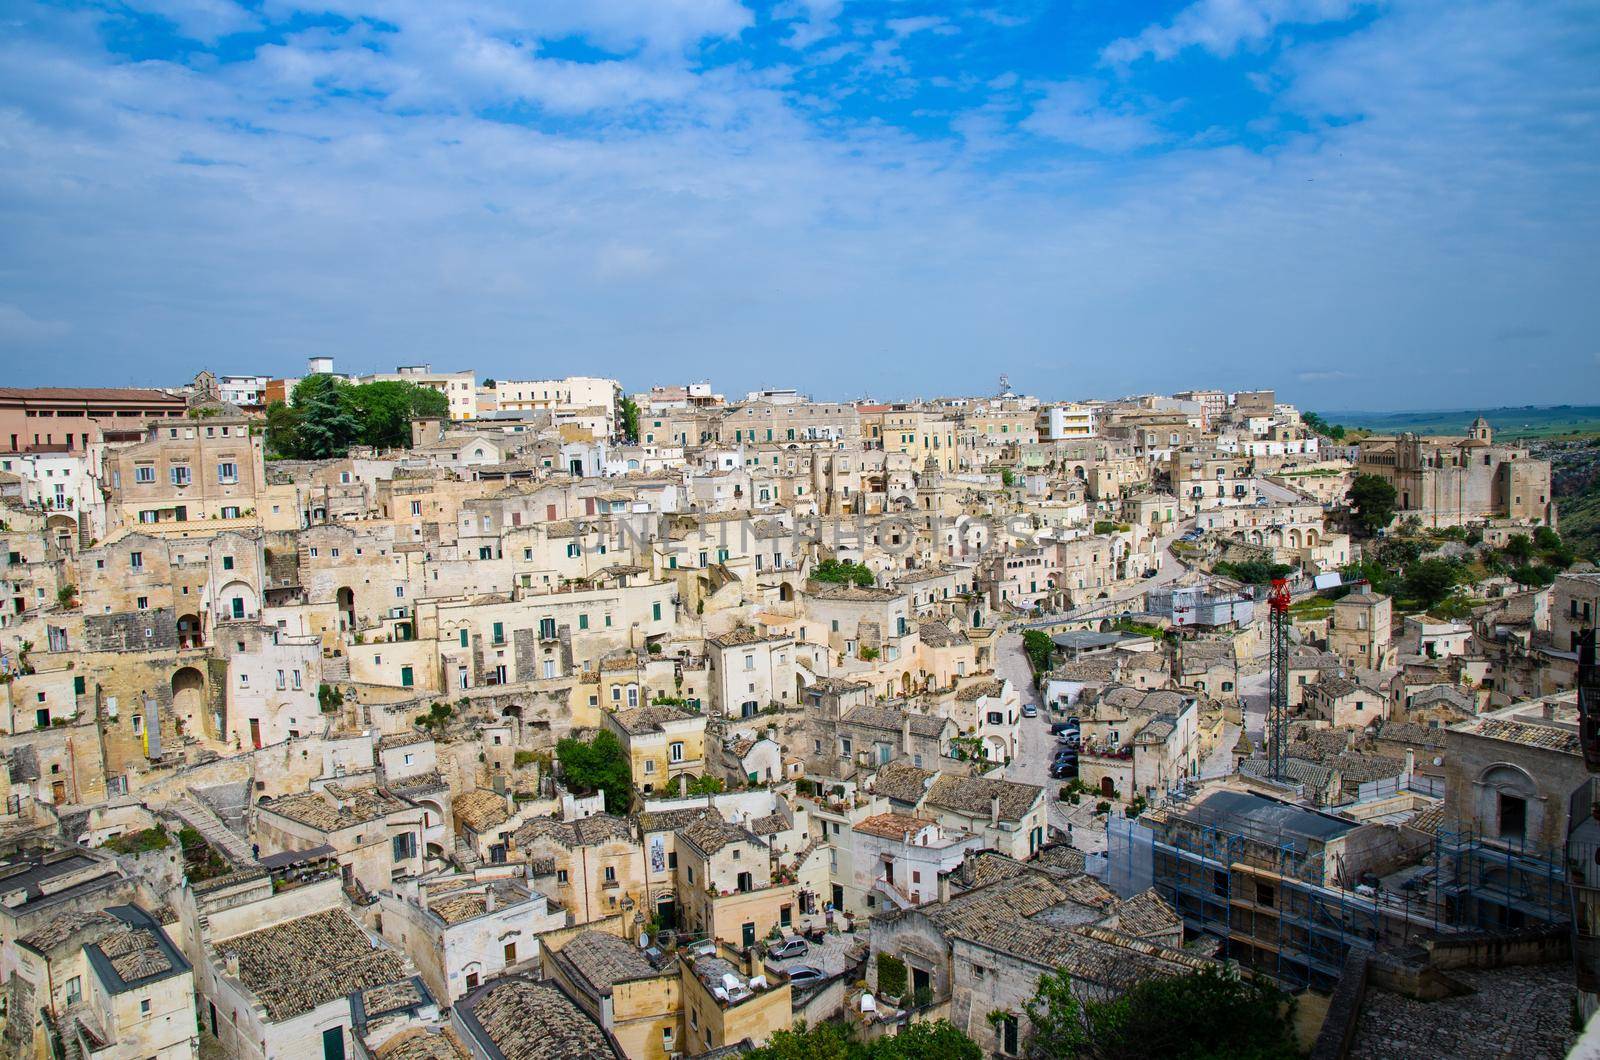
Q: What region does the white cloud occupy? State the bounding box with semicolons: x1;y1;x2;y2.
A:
1104;0;1367;64
1020;81;1160;152
0;0;1594;408
0;304;69;342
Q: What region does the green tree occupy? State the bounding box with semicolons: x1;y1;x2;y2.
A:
263;399;303;459
1504;533;1536;563
1213;560;1295;585
619;395;641;442
813;560;876;587
1347;474;1398;536
290;374;362;459
686;774;725;795
1509;562;1558;587
869;1021;981;1060
1534;525;1562;551
1000;467;1016;487
347;379;449;450
555;729;633;813
482;378;496;388
1023;965;1297;1060
1402;558;1461;607
1022;629;1055;675
745;1019;978;1060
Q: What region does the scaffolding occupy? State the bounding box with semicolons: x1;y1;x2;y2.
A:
1434;825;1569;932
1131;807;1571;992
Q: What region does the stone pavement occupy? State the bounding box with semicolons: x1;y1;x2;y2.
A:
1348;962;1576;1060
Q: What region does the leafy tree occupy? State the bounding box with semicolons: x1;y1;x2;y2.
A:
1212;560;1295;585
746;1019;978;1060
619;395;641;442
290;374;362;459
686;774;725;795
1022;965;1297;1060
1347;474;1398;536
1509;563;1558;587
1402;558;1461;607
1022;629;1055;675
1504;533;1535;563
263;399;303;459
813;560;876;587
869;1021;981;1060
1000;467;1015;487
555;729;633;813
347;379;449;450
482;378;496;388
1534;525;1562;551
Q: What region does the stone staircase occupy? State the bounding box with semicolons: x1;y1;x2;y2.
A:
171;796;257;867
322;655;351;683
454;836;482;869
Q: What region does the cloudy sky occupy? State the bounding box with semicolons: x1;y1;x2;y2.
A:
1;0;1596;408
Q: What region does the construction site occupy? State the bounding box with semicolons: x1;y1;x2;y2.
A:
1103;579;1578;992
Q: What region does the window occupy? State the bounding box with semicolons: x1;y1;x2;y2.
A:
460;628;469;647
653;602;662;621
539;618;556;639
411;500;422;516
140;999;152;1016
276;669;287;690
401;665;414;688
579;613;589;630
136;596;148;610
1499;792;1528;840
493;621;505;645
392;832;416;860
217;461;238;483
604;865;616;882
64;976;81;1004
222;555;235;571
670;741;684;762
130;551;143;570
170;465;191;486
134;465;155;483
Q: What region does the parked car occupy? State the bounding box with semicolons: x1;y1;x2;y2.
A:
769;938;809;959
784;965;825;986
1022;703;1038;718
1049;721;1074;734
1057;731;1080;746
1050;760;1079;779
1054;749;1079;763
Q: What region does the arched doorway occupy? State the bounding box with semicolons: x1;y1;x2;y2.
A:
177;613;204;649
171;667;205;736
778;583;795;603
1100;776;1116;798
336;587;355;631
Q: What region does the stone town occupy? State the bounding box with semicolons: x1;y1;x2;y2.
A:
0;368;1591;1058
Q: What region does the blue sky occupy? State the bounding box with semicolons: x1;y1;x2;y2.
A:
1;0;1596;408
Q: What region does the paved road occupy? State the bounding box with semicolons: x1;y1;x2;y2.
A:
998;523;1193;853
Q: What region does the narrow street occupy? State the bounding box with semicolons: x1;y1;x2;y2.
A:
998;522;1194;854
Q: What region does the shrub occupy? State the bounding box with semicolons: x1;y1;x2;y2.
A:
877;953;908;999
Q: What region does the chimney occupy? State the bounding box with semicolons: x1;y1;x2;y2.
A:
1403;748;1415;778
901;712;913;753
989;795;1001;827
937;869;952;904
484;887;496;913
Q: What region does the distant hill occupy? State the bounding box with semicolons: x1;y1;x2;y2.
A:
1318;405;1600;439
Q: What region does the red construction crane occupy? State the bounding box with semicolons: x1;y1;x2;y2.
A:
1267;576;1291;780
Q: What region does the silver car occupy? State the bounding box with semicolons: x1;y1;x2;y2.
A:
769;937;808;960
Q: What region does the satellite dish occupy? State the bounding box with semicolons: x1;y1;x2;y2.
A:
639;932;650;949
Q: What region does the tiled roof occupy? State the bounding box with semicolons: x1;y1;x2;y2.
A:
678;816;760;856
854;813;937;840
842;704;949;738
637;807;721;835
1113;889;1183;940
457;976;620;1060
514;814;634;850
924;773;1041;824
375;1027;470;1060
955;679;1004;702
707;627;790;648
611;704;695;735
556;931;659;998
265;786;407;832
917;619;969;648
1457;717;1581;755
219;908;409;1022
455;789;511;832
871;761;935;805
